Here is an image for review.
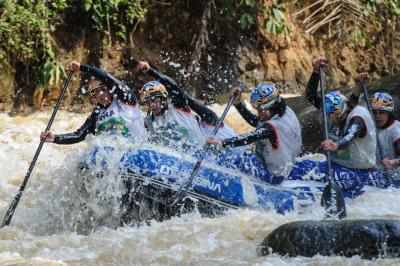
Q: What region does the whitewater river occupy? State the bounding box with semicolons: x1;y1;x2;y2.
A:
1;110;400;266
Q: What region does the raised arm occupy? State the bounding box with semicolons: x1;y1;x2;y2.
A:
70;61;136;105
136;61;218;125
234;102;259;127
306;71;322;109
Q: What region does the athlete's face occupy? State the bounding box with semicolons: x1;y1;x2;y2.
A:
146;97;166;116
90;86;112;107
373;110;390;128
257;108;271;121
329;112;344;126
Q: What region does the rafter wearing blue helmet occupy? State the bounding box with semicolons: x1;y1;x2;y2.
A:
207;82;302;183
371;92;400;169
306;59;377;170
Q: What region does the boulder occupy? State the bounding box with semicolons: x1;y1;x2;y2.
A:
286;96;322;152
258;219;400;259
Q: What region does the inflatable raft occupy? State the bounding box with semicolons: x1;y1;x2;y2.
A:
82;144;397;216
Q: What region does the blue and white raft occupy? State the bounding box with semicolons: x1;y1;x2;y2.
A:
84;144;398;215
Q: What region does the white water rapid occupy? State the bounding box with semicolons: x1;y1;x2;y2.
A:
1;110;400;265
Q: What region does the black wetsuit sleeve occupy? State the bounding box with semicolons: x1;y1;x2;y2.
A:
222;123;277;148
54;110;97;144
147;68;187;108
234;102;259;127
147;68;218;125
80;64;136;105
186;96;218;125
305;72;322;109
336;116;366;149
348;93;359;107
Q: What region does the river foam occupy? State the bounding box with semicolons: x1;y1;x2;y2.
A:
1;110;400;265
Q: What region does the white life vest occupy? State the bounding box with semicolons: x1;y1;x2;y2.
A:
96;99;146;142
200;122;237;140
332;105;376;169
145;104;206;147
256;106;302;177
377;120;400;160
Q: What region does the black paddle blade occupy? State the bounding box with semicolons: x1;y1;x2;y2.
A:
1;192;22;227
321;182;346;219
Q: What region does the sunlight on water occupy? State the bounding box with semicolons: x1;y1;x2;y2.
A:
0;110;400;265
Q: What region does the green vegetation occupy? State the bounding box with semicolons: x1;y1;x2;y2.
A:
222;0;290;35
0;0;67;87
0;0;148;91
81;0;148;43
0;0;399;98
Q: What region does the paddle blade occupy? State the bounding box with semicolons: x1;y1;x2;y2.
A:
321;182;346;219
1;192;22;227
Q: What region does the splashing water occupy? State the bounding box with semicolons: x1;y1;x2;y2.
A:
1;110;400;265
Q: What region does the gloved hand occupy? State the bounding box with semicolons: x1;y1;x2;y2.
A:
353;72;369;96
312;57;328;74
232;86;243;105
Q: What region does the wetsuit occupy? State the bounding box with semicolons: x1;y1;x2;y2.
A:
215;99;302;183
146;68;218;125
54;64;145;144
306;71;376;170
143;68;227;149
306;72;369;152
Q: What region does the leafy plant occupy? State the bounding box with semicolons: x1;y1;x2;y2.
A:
238;0;257;30
221;0;290;35
0;1;67;88
81;0;148;42
263;1;290;35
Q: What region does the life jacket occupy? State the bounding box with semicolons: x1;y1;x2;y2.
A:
199;121;237;140
377;120;400;160
95;99;146;142
255;106;302;177
332;105;376;169
144;104;205;149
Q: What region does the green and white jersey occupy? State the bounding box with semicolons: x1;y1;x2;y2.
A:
145;105;205;150
96;99;146;142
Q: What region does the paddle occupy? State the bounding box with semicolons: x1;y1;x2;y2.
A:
170;84;244;207
359;79;393;184
319;67;347;219
1;71;73;228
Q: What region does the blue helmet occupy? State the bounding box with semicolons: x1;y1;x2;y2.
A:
250;82;280;110
140;81;168;102
371;92;394;113
324;91;348;116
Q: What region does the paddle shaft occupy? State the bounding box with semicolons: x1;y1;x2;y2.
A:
319;67;346;219
319;68;333;181
171;90;239;205
1;71;73;227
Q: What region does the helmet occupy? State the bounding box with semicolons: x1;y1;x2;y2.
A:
140;81;168;103
371;92;394;113
250;82;280;110
324;91;348;116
